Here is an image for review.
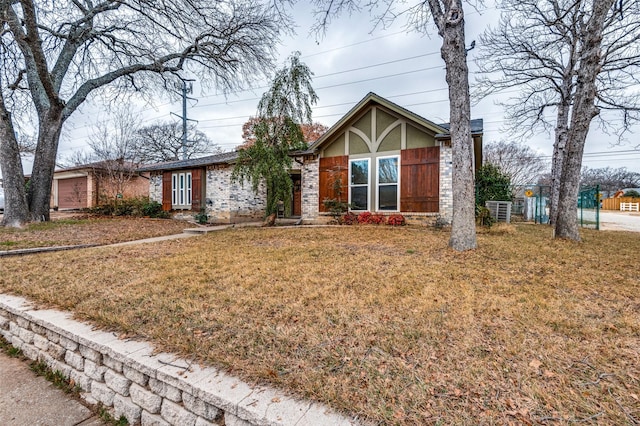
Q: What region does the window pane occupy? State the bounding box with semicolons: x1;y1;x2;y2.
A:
187;173;192;204
378;157;398;184
351;186;368;210
179;174;185;205
351;160;368;185
378;185;398;210
172;175;178;205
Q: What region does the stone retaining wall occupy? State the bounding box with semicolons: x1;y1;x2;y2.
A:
0;294;358;426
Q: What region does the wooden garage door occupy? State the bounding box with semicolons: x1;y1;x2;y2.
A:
58;177;88;209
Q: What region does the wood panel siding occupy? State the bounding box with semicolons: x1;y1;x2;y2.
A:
162;172;172;211
400;147;439;212
191;168;203;211
319;156;348;212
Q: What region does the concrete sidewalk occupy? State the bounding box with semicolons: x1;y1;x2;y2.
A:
0;352;105;425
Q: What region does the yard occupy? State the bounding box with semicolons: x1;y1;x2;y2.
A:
0;223;638;425
0;215;188;250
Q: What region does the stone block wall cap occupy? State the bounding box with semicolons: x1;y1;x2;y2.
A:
0;294;34;312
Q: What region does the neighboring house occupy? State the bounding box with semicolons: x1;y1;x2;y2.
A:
142;93;483;224
50;161;149;210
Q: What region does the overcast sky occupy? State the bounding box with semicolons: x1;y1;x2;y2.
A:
23;2;640;175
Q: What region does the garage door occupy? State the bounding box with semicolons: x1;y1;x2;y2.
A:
57;177;88;209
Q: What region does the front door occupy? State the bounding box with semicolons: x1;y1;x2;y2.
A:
292;174;302;217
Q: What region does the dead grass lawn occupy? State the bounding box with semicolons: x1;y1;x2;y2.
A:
1;224;638;425
0;216;188;250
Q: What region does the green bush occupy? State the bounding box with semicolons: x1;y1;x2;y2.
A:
475;164;512;207
89;197;169;218
194;208;209;224
623;190;640;198
141;201;169;218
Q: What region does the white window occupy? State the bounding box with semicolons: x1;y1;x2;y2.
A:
377;156;399;211
171;171;192;208
349;159;369;211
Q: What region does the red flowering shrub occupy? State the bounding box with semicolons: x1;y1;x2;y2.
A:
387;214;406;226
357;212;372;224
368;214;386;225
341;212;357;225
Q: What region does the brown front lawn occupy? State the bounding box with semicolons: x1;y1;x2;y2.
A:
0;216;188;250
1;224;638;425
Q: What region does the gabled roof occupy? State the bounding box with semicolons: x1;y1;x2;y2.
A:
136;151;239;172
309;92;484;152
310;92;450;151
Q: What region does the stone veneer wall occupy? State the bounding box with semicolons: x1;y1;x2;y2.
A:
205;166;266;223
301;157;319;223
438;145;453;221
149;172;163;205
0;294;358;426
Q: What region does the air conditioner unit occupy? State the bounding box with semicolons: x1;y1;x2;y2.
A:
485;201;512;223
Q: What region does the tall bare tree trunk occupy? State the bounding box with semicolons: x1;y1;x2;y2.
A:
0;91;30;227
549;101;570;225
429;0;477;251
27;107;64;222
555;0;614;241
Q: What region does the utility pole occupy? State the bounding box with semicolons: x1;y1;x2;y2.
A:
172;78;196;160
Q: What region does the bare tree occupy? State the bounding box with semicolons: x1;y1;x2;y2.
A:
16;134;36;155
0;78;28;226
580;166;640;193
0;0;284;226
476;0;640;239
556;0;620;240
309;0;480;251
133;122;220;163
86;108;142;203
484;141;548;187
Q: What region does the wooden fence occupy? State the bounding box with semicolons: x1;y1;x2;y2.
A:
602;197;640;210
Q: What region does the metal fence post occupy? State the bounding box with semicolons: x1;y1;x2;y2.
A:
596;184;600;230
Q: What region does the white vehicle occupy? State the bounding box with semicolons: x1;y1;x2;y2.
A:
0;189;4;211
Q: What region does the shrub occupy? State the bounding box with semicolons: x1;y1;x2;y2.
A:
475;163;512;207
89;197;170;218
387;214;405;226
623;190;640;198
368;214;386;225
323;198;351;221
194;208;209;224
142;201;163;217
357;212;372;224
476;205;495;228
341;212;357;225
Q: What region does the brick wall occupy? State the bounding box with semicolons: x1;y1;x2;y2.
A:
301;157;319;223
439;146;453;221
205;166;266;223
